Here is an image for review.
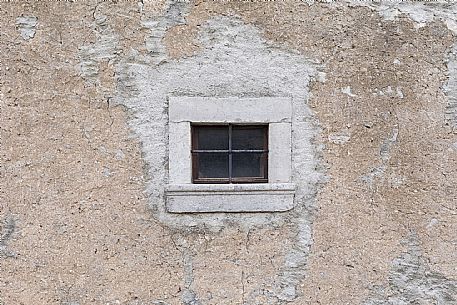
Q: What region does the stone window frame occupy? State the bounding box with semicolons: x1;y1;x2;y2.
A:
166;96;296;213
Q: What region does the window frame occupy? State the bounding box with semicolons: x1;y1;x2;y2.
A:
191;123;269;184
166;97;295;213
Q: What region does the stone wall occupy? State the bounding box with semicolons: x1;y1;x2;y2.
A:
1;1;456;304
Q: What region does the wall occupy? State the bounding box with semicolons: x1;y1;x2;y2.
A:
1;1;456;305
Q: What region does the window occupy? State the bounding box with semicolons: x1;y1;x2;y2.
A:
191;124;268;184
166;97;295;213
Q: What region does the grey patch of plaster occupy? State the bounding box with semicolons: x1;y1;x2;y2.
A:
273;218;313;302
171;235;201;305
115;149;125;160
380;127;399;162
141;1;190;64
361;126;399;185
363;233;457;305
16;16;38;40
328;130;351;144
373;86;404;99
444;43;457;131
115;5;324;301
152;302;170;305
0;215;17;259
116;0;191;98
341;86;356;97
78;4;119;85
348;1;457;29
102;166;112;177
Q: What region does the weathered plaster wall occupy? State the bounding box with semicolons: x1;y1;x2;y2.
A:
1;1;456;305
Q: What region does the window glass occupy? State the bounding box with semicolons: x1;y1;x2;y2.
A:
232;126;266;150
192;124;268;183
232;153;266;178
196;153;229;178
195;126;228;150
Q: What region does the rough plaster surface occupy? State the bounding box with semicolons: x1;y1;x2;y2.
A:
115;9;322;301
116;13;320;224
352;1;457;132
1;1;457;305
363;233;457;305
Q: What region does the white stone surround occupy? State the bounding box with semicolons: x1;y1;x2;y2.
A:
166;183;296;213
167;96;295;213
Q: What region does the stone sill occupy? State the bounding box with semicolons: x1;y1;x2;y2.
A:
166;183;296;213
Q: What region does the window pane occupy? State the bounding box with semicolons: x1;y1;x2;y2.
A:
232;153;266;178
194;126;228;150
232;126;266;150
196;153;229;178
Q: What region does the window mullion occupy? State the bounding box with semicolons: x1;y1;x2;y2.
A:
228;124;232;183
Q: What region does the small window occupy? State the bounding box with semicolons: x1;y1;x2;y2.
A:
191;124;268;183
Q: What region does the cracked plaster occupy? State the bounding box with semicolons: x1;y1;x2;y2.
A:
114;6;323;229
114;7;324;300
363;233;457;305
1;1;457;304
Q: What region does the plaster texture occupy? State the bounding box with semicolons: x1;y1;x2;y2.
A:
363;233;457;305
114;9;322;301
115;11;320;225
1;1;456;305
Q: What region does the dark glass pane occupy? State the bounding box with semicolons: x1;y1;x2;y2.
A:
232;126;266;150
194;126;228;150
232;153;266;178
196;153;229;178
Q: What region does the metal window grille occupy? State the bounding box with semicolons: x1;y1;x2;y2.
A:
191;124;268;184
